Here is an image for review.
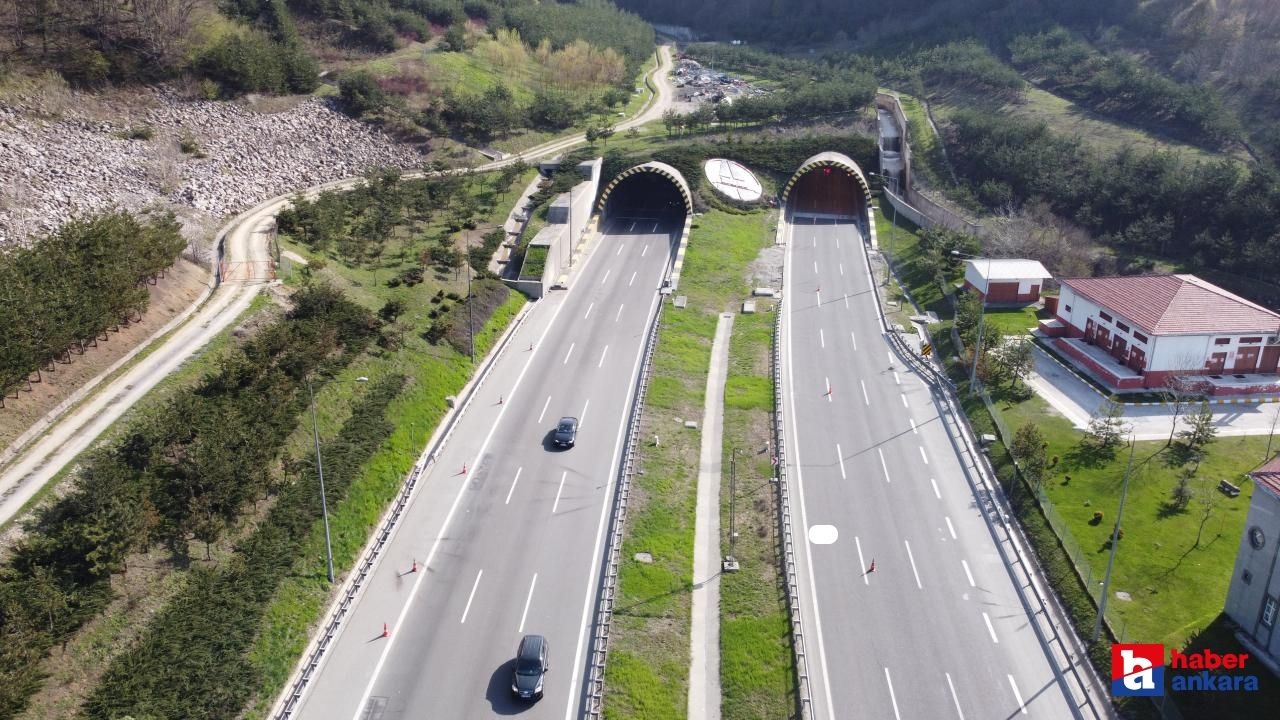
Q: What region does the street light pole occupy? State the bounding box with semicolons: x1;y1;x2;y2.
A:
1093;433;1136;642
306;377;336;584
729;448;738;561
467;240;475;363
952;250;992;396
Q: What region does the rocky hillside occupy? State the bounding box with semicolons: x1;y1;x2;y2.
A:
0;85;423;246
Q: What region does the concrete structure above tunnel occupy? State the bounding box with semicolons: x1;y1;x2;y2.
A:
782;152;873;221
596;161;694;217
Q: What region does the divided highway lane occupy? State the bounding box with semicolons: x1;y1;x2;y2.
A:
295;217;677;720
783;218;1077;719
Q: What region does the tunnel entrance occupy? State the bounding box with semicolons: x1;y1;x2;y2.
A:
783;152;871;223
596;162;693;229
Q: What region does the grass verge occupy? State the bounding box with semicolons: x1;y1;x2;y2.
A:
719;308;793;720
604;209;773;720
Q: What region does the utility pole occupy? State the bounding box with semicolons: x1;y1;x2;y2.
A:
724;448;740;572
1266;400;1279;461
1093;433;1136;642
306;377;336;584
467;238;475;363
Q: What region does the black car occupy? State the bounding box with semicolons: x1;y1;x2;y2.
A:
553;416;578;448
511;634;549;700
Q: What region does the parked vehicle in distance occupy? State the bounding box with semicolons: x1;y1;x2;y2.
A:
511;634;549;700
553;416;578;448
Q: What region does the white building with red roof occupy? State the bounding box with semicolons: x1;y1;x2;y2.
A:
1225;455;1280;674
1042;274;1280;393
962;258;1052;304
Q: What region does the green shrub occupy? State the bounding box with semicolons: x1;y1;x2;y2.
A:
339;71;388;117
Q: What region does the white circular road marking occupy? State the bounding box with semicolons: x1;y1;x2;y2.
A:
808;524;838;545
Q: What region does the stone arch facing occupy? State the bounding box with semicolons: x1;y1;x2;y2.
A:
782;152;873;217
596;161;694;216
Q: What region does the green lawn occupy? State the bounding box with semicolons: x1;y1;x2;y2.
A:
980;306;1046;337
719;309;794;720
606;209;776;720
519;244;547;280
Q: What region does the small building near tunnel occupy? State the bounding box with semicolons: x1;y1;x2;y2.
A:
1044;274;1280;393
962;259;1051;305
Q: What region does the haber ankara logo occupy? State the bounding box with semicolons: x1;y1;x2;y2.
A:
1112;643;1164;696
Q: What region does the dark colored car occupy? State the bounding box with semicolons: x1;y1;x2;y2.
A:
511;634;549;700
553;416;578;448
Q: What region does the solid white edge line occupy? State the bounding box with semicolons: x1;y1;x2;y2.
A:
538;395;552;424
962;559;975;587
904;540;922;589
878;447;890;483
564;343;575;365
885;667;902;720
460;569;483;624
945;515;957;540
598;345;609;368
518;573;538;632
946;672;966;720
349;251;585;719
552;471;567;514
562;246;668;720
930;477;941;499
860;380;870;406
836;444;845;480
1007;674;1028;715
919;446;929;464
785;218;837;717
505;467;523;505
584;302;594;319
983;612;1000;644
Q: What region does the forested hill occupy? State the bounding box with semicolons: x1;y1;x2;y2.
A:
0;0;655;89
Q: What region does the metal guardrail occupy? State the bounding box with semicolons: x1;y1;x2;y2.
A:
585;299;666;718
866;243;1109;719
272;305;534;720
772;300;815;720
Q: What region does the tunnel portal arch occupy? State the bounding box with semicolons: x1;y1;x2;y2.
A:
596;161;694;222
782;152;873;220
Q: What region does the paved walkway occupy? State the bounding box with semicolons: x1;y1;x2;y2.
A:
1029;344;1280;441
688;313;732;720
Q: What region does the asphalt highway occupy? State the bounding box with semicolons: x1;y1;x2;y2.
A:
782;217;1078;719
294;213;678;720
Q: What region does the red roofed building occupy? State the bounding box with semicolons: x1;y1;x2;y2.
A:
1044;274;1280;392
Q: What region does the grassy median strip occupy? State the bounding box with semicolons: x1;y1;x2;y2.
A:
604;209;773;720
719;308;794;720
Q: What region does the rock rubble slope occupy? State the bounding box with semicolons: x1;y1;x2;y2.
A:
0;88;424;245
